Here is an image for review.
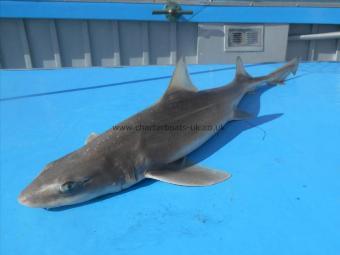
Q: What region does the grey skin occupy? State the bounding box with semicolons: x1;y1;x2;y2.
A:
18;57;299;208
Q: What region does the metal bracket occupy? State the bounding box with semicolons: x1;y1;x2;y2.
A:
152;2;193;22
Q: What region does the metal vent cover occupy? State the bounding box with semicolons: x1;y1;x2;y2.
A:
224;25;264;52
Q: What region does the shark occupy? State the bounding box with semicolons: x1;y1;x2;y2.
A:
18;57;299;208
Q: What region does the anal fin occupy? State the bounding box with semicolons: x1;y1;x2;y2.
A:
234;109;253;120
145;165;231;187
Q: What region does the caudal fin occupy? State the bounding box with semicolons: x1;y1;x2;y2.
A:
234;56;299;84
265;58;299;85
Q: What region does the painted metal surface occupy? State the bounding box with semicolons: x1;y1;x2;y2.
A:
289;31;340;41
0;19;338;69
0;1;339;69
1;1;340;24
1;62;339;255
0;19;290;68
286;24;340;61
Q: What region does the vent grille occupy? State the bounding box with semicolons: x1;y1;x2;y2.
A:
225;25;264;52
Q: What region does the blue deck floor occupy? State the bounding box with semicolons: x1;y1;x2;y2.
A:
1;62;339;255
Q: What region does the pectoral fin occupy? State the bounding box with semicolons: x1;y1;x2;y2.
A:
145;165;231;186
85;132;98;144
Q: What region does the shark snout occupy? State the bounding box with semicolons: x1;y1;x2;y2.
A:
17;181;44;208
18;193;32;207
18;183;41;208
18;190;35;207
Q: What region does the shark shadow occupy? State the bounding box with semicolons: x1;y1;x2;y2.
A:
188;85;281;163
49;83;283;211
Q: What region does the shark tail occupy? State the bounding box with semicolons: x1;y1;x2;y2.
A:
234;57;299;90
263;57;299;85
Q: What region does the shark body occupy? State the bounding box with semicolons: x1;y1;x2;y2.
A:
18;57;298;208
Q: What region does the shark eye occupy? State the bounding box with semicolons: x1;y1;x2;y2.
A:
60;181;78;193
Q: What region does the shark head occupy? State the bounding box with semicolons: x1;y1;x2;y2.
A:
18;151;123;208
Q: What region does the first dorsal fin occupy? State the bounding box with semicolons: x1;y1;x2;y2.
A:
163;58;198;97
235;56;251;79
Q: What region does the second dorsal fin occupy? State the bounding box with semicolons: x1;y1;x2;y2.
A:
235;56;251;79
163;58;198;97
